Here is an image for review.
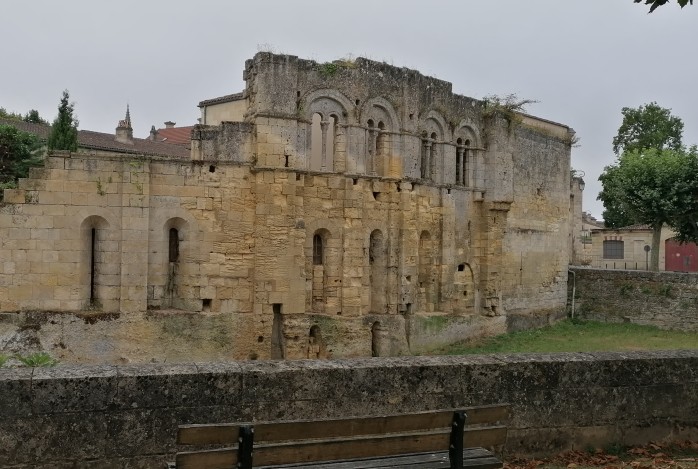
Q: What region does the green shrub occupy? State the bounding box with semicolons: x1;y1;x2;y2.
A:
17;352;58;367
0;354;8;367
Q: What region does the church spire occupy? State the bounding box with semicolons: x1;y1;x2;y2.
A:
115;104;134;144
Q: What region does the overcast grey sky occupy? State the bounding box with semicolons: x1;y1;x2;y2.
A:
2;0;697;219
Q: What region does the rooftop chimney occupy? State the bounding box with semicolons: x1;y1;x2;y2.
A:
164;121;176;129
115;104;134;145
149;125;158;141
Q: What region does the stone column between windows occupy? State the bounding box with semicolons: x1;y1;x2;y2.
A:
320;120;329;170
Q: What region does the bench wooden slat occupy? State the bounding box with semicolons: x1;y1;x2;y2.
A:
176;447;236;469
177;424;242;445
464;426;508;448
177;405;509;446
255;411;454;442
172;448;501;469
464;405;509;426
265;447;496;468
254;430;451;466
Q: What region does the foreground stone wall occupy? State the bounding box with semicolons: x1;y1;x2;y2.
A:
570;268;698;331
1;351;696;468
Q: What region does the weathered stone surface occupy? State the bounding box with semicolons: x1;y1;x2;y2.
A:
1;351;697;466
569;268;698;330
0;52;574;363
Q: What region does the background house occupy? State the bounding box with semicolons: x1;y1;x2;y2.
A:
590;224;698;272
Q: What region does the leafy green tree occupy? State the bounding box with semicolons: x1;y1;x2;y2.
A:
612;102;683;156
0;124;43;195
23;109;48;125
0;107;48;125
635;0;693;13
598;167;635;228
0;107;23;121
47;90;78;152
598;148;698;270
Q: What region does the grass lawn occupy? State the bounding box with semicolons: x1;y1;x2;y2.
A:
431;319;698;355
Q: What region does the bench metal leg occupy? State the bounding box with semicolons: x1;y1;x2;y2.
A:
449;411;466;469
238;425;254;469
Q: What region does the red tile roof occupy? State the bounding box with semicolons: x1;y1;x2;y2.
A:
0;118;190;159
153;126;195;146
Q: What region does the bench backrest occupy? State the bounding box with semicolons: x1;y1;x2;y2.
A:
175;404;509;469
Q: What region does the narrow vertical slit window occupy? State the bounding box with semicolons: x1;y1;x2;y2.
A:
313;234;324;265
90;227;96;305
169;228;179;263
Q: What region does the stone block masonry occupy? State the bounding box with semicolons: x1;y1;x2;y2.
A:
569;267;698;330
1;52;575;363
0;351;696;467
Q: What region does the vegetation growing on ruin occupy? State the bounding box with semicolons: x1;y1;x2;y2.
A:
317;57;357;78
16;352;58;367
429;319;698;355
0;352;59;368
482;93;538;123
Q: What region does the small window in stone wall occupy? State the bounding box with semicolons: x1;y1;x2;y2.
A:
603;240;624;259
169;228;179;263
313;234;324;265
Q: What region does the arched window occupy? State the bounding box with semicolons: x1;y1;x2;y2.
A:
169;228;179;263
313;234;324;265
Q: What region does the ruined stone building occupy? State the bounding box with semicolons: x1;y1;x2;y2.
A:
0;53;576;363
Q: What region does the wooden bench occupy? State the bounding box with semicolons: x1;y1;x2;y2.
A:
169;404;509;469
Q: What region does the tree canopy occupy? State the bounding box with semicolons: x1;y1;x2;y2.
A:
0;124;43;195
598;148;698;269
600;102;695;270
612;102;683;156
635;0;693;12
47;90;78;152
0;107;48;125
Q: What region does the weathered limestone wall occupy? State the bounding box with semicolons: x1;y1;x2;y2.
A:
1;351;696;468
569;267;698;330
0;52;575;363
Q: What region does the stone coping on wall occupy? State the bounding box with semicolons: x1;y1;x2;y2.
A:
1;350;697;467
